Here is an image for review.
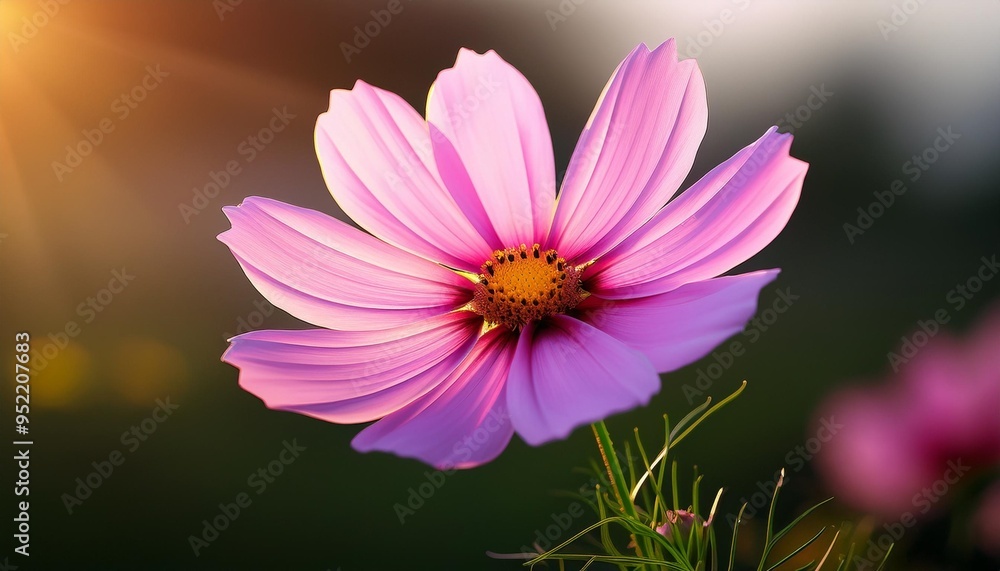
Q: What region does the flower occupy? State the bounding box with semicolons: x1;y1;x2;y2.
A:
815;303;1000;519
627;510;711;549
656;510;708;539
220;41;807;469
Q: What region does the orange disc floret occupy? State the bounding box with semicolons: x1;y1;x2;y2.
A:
471;244;584;330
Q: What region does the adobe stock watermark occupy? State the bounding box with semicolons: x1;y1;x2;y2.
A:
887;253;998;371
726;416;842;528
681;287;799;404
222;298;275;341
29;268;136;372
843;126;960;244
51;64;169;182
851;459;970;570
212;0;243;21
340;0;412;63
680;0;753;59
187;439;307;556
507;119;625;233
219;238;339;342
61;397;179;514
516;447;632;558
179;106;295;224
7;0;71;53
219;234;346;342
776;84;833;134
544;0;588;30
878;0;926;41
573;120;626;174
393;407;509;524
381;72;501;190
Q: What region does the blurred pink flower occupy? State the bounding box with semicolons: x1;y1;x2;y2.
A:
816;305;1000;518
219;41;807;468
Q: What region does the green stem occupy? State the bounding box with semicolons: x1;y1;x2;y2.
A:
592;420;655;569
591;420;637;519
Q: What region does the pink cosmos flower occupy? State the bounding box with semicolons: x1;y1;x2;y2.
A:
220;41;807;469
816;303;1000;519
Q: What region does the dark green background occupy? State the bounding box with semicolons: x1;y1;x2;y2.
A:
2;1;999;569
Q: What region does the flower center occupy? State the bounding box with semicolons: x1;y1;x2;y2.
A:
471;244;584;330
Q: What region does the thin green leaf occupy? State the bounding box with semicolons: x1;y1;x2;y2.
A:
669;398;713;443
758;469;787;569
530;552;691;569
671;461;680;511
813;529;840;571
634;428;664;525
770;498;834;548
670;381;747;449
873;544;893;571
765;527;827;571
727;503;749;571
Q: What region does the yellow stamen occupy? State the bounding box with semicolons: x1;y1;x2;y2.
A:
471;244;584;330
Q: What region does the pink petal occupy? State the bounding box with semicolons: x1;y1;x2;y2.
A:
352;328;518;469
426;49;555;247
815;389;937;518
507;315;660;446
219;197;474;331
315;81;495;271
223;311;482;424
548;41;708;264
587;127;807;299
902;337;1000;462
577;271;779;372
